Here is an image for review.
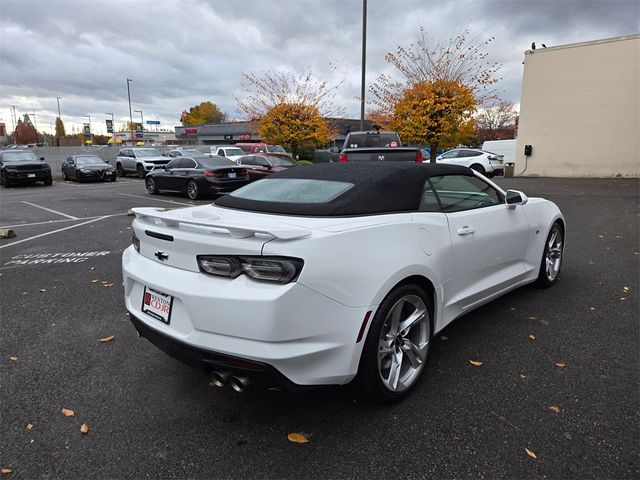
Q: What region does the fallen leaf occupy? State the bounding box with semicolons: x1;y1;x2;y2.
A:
39;289;47;293
124;312;130;317
1;468;12;475
440;336;448;341
61;408;75;417
528;316;537;320
525;448;537;459
9;356;17;361
287;432;309;444
26;423;33;430
98;335;115;343
620;297;626;301
549;406;561;414
80;423;89;434
528;335;536;341
519;374;527;379
100;281;109;285
91;279;99;284
103;283;114;288
555;362;566;368
589;307;596;311
469;360;483;367
623;287;630;292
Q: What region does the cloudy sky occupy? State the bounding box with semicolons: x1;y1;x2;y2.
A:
1;0;637;135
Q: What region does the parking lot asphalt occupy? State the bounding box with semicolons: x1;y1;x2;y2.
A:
0;176;638;479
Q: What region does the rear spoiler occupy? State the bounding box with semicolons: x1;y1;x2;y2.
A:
131;207;311;240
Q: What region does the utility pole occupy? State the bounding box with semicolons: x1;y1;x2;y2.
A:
9;105;16;141
31;112;38;144
134;109;144;142
56;96;61;118
126;78;134;145
84;114;92;144
360;0;367;131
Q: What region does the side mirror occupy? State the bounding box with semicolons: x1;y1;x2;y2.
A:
40;157;45;161
506;190;528;208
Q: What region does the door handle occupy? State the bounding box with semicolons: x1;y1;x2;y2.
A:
457;226;475;236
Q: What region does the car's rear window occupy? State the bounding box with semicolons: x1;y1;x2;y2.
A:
347;134;400;148
229;178;353;204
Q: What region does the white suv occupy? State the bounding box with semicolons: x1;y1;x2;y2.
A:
116;148;171;178
436;148;504;177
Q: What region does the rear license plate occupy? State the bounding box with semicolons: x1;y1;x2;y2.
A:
27;173;36;178
228;172;236;178
142;287;173;324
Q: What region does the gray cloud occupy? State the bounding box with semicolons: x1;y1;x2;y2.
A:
1;0;637;134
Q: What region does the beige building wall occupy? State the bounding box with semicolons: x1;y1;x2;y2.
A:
515;35;639;177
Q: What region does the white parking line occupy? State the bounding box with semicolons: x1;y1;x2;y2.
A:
0;216;111;250
117;193;195;206
0;213;129;229
21;201;78;220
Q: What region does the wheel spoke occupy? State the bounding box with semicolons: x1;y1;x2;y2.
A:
388;301;403;335
401;339;427;368
378;343;394;361
398;307;426;335
387;350;403;391
548;229;557;249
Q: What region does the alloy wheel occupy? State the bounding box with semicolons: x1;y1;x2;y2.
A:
545;225;563;281
377;294;430;392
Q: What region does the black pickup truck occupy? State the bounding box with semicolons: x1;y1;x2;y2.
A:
339;130;423;163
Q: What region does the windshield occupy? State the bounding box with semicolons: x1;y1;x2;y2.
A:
2;151;39;162
75;156;105;166
230;179;353;203
266;145;287;153
134;148;161;157
267;156;297;167
224;148;245;156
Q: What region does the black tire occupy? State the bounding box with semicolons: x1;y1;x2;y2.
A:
145;176;158;195
116;163;125;177
63;169;69;181
187;180;200;200
357;283;433;404
111;176;117;182
137;164;146;178
77;171;84;183
536;221;564;288
470;164;486;175
44;178;52;186
1;171;10;187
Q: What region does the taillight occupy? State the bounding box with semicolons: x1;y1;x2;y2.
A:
204;170;222;177
237;168;247;176
416;150;423;163
339;153;347;162
197;255;304;284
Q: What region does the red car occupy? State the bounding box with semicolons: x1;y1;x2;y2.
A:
236;154;299;182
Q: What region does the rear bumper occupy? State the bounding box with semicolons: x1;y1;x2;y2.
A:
122;246;369;387
129;313;311;390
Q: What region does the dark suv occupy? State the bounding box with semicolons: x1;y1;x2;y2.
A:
0;150;52;187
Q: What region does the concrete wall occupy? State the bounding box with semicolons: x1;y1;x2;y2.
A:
515;35;640;177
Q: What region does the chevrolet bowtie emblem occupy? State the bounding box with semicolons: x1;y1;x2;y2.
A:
154;251;169;261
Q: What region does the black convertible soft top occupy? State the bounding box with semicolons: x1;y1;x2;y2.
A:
214;162;472;216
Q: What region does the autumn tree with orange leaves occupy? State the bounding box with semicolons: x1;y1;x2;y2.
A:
391;80;476;158
370;27;501;161
236;69;343;157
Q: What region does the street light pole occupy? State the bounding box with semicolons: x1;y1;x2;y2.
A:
126;78;134;144
84;114;92;144
134;109;144;142
56;97;61;118
360;0;367;131
31;112;38;144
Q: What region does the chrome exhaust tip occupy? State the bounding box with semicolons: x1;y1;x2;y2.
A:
210;371;230;388
229;375;250;392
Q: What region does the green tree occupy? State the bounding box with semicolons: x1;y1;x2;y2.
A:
259;103;334;158
391;80;477;162
180;101;226;126
55;117;66;138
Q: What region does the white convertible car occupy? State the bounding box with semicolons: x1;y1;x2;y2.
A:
122;162;565;402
